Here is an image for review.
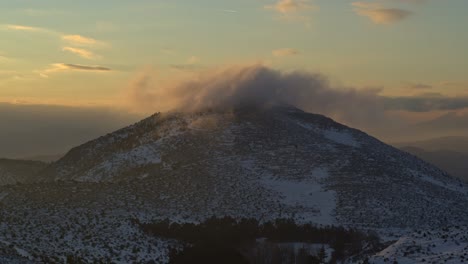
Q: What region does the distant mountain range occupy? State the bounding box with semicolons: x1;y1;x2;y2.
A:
0;159;46;185
393;136;468;182
400;147;468;182
394;136;468;153
20;154;64;163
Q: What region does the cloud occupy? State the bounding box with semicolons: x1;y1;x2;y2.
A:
123;64;468;142
62;47;99;60
6;24;42;31
272;48;299;57
417;111;468;131
2;24;107;50
265;0;317;26
266;0;316;14
168;56;203;71
40;63;111;77
352;2;412;24
407;83;432;89
384;95;468;112
3;24;56;35
63;64;111;71
0;53;11;61
62;35;101;46
187;56;200;65
123;64;385;129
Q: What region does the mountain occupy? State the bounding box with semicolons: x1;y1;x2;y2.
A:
401;146;468;182
38;105;467;228
394;136;468;154
20;154;64;163
0;159;47;185
1;105;467;263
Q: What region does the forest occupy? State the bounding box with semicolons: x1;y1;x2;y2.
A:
138;216;384;264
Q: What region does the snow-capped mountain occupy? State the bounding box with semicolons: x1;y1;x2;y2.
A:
1;105;466;263
39;105;467;228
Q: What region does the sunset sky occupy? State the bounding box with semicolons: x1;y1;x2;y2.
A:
1;0;468;157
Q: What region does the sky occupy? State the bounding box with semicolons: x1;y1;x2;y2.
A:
1;0;468;157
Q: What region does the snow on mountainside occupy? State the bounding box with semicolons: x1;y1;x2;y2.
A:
0;159;47;186
39;105;467;228
0;105;467;263
371;226;468;264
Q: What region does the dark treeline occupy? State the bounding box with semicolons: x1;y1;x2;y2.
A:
137;216;382;264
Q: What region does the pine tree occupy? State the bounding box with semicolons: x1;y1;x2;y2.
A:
317;246;327;264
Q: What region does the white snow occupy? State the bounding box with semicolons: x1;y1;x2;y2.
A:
323;129;360;148
259;168;336;225
370;227;468;264
14;246;31;259
407;168;466;194
76;144;162;182
292;119;360;148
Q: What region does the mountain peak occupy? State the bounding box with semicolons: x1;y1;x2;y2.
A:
35;108;467;229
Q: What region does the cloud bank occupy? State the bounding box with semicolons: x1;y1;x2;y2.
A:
124;64;468;141
124;64;384;127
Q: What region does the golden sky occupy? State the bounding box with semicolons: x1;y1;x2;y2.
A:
1;0;467;157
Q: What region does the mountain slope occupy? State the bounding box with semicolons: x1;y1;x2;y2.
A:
38;105;467;229
401;146;468;182
0;159;47;186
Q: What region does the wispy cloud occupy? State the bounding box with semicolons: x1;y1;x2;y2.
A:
187;56;200;65
39;63;111;77
213;8;238;13
352;2;412;24
266;0;315;14
62;35;102;47
272;48;299;57
62;47;99;60
384;95;468;112
3;24;54;34
407;83;432;89
63;64;111;71
2;23;107;64
2;24;107;48
265;0;317;26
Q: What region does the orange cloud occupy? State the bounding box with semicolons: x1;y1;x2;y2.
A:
266;0;316;14
352;2;412;24
62;47;99;60
62;35;103;47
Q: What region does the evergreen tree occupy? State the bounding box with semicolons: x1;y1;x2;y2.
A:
317;246;327;263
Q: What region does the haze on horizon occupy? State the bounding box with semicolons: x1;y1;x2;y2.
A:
1;0;467;158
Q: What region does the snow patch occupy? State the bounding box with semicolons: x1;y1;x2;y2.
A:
292;119;359;148
259;168;335;225
323;129;360;148
76;144;162;182
407;169;465;193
